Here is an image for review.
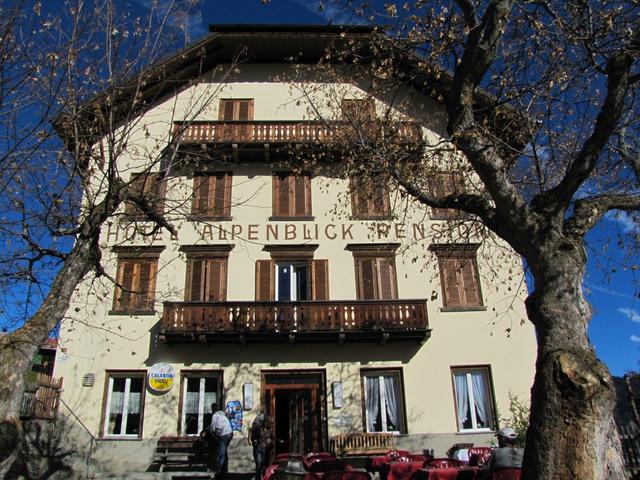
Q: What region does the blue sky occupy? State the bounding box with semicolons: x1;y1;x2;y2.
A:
197;0;640;376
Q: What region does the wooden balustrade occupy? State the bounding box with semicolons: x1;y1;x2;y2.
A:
20;373;63;420
160;299;429;344
172;120;423;145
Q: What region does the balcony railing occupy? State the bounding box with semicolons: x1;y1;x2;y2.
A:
172;120;423;145
160;299;429;344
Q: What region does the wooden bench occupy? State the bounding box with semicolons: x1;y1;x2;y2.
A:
153;436;213;473
332;433;395;456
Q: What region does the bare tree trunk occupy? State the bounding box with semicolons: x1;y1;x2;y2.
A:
523;245;626;480
0;208;107;477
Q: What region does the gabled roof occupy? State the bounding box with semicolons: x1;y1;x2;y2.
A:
55;24;528;153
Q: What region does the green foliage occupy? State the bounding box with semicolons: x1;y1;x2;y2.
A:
505;393;530;446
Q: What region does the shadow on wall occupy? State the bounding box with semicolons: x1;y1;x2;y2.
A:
145;320;424;367
7;418;82;480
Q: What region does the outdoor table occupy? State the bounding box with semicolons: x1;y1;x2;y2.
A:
411;467;479;480
381;461;426;480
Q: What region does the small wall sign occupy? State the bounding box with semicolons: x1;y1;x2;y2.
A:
148;363;175;392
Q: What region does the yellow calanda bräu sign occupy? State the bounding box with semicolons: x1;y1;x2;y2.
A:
148;363;175;392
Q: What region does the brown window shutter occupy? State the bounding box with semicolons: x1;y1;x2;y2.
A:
255;260;274;301
276;175;291;216
153;174;167;214
192;176;210;215
376;258;397;300
114;261;135;310
294;176;307;216
222;173;232;216
136;262;153;310
206;259;227;301
356;258;377;300
188;259;204;301
220;100;234;121
351;178;365;217
212;174;227;217
461;257;482;306
441;257;462;307
238;100;250;121
311;260;329;300
124;173;148;215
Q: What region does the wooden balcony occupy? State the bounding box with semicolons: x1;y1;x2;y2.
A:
20;373;63;420
160;299;430;344
172;120;423;146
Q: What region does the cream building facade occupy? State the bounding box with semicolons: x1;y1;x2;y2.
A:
54;25;537;475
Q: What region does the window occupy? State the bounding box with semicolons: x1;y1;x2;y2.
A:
350;176;391;219
451;367;496;432
185;258;227;302
191;173;232;217
275;262;309;301
255;251;328;301
272;173;312;218
361;370;406;433
112;247;162;314
180;372;221;436
349;245;399;300
102;372;146;438
432;245;483;309
430;171;464;219
124;172;167;216
219;99;254;121
341;99;375;121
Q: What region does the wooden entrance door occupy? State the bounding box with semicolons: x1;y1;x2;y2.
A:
262;371;326;455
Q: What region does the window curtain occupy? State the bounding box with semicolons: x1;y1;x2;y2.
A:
365;376;380;432
185;391;200;414
454;373;469;430
383;376;399;430
127;386;141;415
110;390;124;414
471;372;488;426
204;391;216;410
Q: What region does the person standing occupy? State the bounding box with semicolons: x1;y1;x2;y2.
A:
210;402;233;478
249;412;265;479
255;416;274;480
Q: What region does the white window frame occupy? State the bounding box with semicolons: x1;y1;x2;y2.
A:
452;368;494;433
275;262;309;301
103;375;144;438
362;370;405;434
180;374;219;436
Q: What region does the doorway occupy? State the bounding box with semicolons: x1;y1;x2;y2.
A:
262;370;327;455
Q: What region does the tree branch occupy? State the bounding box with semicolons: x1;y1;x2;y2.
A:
533;49;636;215
564;193;640;237
446;0;532;234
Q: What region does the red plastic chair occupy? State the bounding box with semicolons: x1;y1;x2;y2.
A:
409;454;431;464
468;447;493;467
305;453;339;468
387;450;411;460
263;464;279;480
323;471;371;480
425;458;463;469
489;468;522;480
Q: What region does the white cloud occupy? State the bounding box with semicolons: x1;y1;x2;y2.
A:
631;335;640;343
586;283;636;299
619;307;640;324
605;210;640;234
